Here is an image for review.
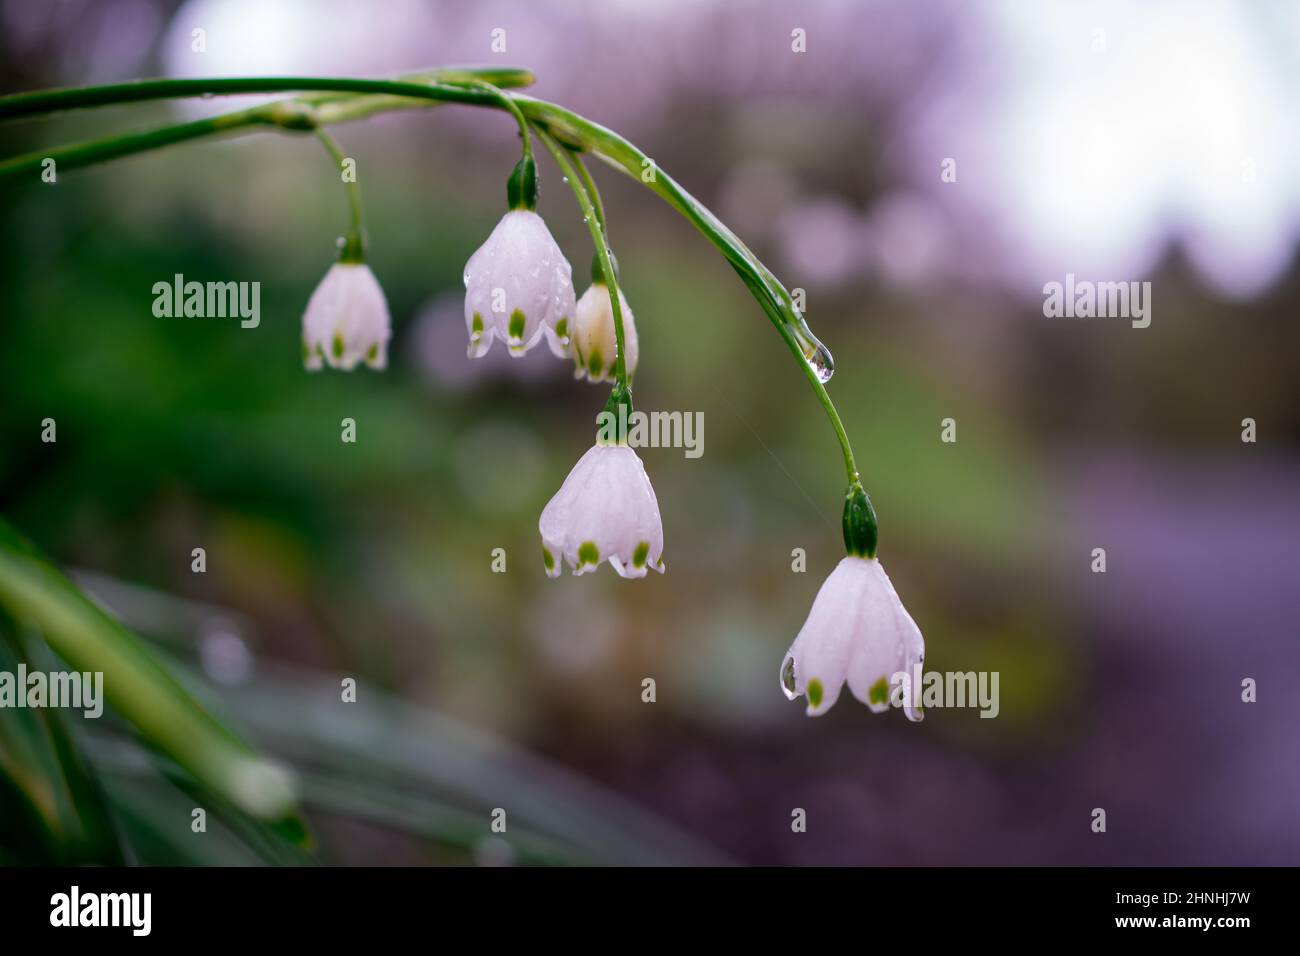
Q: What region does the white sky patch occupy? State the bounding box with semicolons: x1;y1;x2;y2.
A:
978;0;1300;298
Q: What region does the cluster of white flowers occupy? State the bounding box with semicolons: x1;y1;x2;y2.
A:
297;153;922;721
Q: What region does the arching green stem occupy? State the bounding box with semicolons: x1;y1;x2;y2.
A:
0;69;534;118
535;127;629;393
457;78;537;211
313;128;366;262
0;71;859;486
459;78;531;162
568;150;606;236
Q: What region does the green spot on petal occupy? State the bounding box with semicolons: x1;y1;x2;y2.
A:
332;333;345;360
508;309;526;340
632;541;649;568
869;676;889;706
808;678;824;708
555;317;568;338
587;349;603;377
577;541;599;567
472;312;484;334
542;546;554;571
367;343;378;363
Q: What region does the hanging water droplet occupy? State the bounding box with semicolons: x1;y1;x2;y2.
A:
463;270;471;288
788;321;835;383
806;342;834;384
780;655;798;700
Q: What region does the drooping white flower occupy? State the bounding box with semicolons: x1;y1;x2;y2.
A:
780;556;925;719
302;262;391;371
571;282;638;383
539;443;665;578
463;210;576;359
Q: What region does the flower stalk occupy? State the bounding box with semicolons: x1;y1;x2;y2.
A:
313;127;366;262
0;66;862;526
535;127;630;395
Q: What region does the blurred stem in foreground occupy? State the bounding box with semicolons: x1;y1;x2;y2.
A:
0;518;309;839
0;619;124;863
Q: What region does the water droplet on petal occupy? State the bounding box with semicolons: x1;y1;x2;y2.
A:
780;655;798;700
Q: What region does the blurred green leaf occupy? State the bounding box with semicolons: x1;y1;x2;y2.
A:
0;517;310;840
0;618;123;864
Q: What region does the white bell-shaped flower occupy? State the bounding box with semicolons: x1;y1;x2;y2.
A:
463;210;576;359
302;262;392;371
571;282;638;383
539;443;665;578
780;556;925;719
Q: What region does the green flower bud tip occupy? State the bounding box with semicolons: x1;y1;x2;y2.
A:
508;309;526;340
808;678;824;708
598;383;634;444
868;676;889;706
338;229;366;264
507;155;538;211
842;480;878;558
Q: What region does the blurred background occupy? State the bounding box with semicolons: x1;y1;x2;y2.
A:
1;0;1298;865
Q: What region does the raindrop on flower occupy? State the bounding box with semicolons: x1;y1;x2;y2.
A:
780;655;798;700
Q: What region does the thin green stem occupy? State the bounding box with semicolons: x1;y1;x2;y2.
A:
568;149;606;235
518;97;859;484
536;127;629;391
0;69;534;119
0;105;276;177
313;127;366;261
459;78;531;162
0;71;859;486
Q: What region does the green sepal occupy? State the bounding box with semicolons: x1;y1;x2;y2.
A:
507;155;537;210
842;480;878;558
598;382;634;445
337;228;366;264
